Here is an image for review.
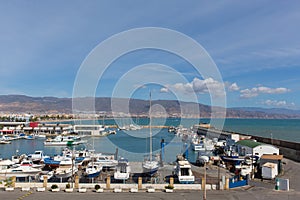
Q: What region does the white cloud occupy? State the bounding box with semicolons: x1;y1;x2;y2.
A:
263;99;295;107
240;86;290;98
160;87;169;93
228;82;240;91
160;77;228;97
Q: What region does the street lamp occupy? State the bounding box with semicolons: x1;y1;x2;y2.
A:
203;161;206;200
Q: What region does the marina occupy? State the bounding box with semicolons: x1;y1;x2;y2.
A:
0;118;299;196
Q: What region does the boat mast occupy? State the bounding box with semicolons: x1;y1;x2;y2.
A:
149;91;152;162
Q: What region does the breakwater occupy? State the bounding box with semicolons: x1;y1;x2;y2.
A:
197;127;300;162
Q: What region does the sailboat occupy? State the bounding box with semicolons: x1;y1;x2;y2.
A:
142;92;159;176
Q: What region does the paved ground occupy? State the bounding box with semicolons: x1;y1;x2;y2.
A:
1;188;300;200
1;158;299;199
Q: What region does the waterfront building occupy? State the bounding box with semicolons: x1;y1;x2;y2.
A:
235;140;279;157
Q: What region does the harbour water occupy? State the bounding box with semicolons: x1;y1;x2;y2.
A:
0;118;299;163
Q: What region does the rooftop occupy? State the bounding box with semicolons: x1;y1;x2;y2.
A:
235;139;263;148
261;154;283;160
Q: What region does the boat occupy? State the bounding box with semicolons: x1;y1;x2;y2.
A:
85;163;102;178
168;126;176;133
18;159;43;168
27;150;49;164
0;159;15;167
142;92;159;176
44;135;86;146
221;156;245;165
114;158;131;180
0;140;11;144
25;134;35;140
43;157;61;168
174;155;195;184
54;166;78;179
39;170;54;181
0;165;41;178
191;137;205;151
94;155;118;168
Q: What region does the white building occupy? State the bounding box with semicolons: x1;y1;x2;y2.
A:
262;162;278;179
235;139;279;157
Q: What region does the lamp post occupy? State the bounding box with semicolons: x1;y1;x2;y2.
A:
203;161;206;200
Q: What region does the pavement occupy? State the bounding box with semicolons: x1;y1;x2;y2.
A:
1;188;300;200
1;158;299;199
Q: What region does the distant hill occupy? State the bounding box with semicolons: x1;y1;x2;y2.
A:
0;95;299;118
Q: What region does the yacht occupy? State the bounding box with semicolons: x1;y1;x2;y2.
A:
174;156;195;184
0;165;41;178
94;155;118;168
44;135;86;146
114;158;131;180
85;163;102;178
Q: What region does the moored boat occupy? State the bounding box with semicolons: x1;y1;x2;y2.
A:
44;135;86;146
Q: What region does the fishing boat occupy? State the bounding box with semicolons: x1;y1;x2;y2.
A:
191;137;205;151
114;158;131;180
142;92;159;176
221;155;245;165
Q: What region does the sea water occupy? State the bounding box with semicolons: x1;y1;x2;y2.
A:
0;118;299;162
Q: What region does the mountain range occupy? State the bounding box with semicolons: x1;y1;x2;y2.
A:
0;95;299;119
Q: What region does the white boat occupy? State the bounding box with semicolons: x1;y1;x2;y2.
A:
54;166;78;179
85;163;102;178
175;158;195;184
142;92;159;176
94;155;118;168
17;159;43;169
142;160;159;176
35;133;46;139
129;124;142;130
44;135;86;146
114;158;131;180
0;159;15;167
39;171;54;181
28;150;49;163
0;165;41;178
0;140;11;144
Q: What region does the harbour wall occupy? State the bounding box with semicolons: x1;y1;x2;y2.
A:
197;127;300;162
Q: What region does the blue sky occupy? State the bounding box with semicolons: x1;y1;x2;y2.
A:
0;0;300;109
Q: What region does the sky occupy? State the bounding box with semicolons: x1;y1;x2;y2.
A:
0;0;300;109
